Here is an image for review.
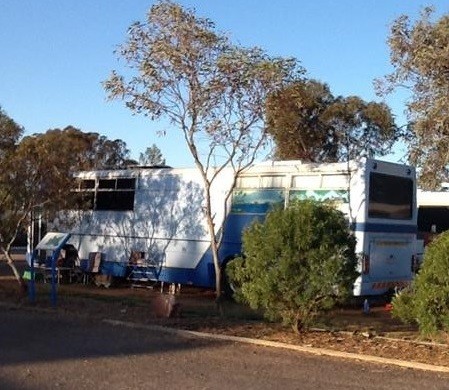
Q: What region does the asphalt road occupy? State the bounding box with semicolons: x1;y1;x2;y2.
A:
1;307;449;390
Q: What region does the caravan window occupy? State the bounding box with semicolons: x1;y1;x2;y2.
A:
291;175;321;189
321;174;349;189
117;178;136;189
80;179;95;189
96;178;136;211
75;177;136;211
236;176;260;188
260;175;285;188
368;173;413;220
96;191;135;211
73;179;95;209
289;189;348;204
231;189;285;214
98;179;116;189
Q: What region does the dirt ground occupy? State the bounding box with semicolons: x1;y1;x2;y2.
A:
1;269;449;369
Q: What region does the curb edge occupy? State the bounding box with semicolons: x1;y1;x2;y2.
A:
102;318;449;374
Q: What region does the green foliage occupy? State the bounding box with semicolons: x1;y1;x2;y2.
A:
392;231;449;335
105;0;303;171
0;108;25;250
0;117;132;285
139;144;166;166
0;106;23;160
266;79;398;162
390;288;416;325
377;8;449;189
0;126;131;250
227;200;358;332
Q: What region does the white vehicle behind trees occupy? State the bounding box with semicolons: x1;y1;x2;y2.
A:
53;158;417;296
415;188;449;263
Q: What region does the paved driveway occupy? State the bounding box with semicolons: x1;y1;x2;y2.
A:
1;306;449;390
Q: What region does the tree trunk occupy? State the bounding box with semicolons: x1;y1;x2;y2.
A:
206;216;223;301
292;315;303;334
201;182;226;316
206;222;226;317
2;249;27;294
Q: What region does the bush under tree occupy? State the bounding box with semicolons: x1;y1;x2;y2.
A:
392;231;449;336
227;199;358;333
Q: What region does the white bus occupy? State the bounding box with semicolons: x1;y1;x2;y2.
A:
57;158;417;296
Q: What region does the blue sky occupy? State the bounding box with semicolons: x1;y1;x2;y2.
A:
1;1;448;167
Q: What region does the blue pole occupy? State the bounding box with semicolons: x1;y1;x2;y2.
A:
28;251;36;303
50;251;58;307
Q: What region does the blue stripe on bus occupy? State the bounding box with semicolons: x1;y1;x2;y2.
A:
222;213;265;243
157;216;418;288
164;214;264;288
350;222;417;234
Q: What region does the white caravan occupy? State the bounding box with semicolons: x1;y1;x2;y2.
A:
415;189;449;261
57;158;417;296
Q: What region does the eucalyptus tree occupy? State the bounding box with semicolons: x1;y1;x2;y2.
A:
266;79;398;162
139;144;166;166
376;7;449;189
0;126;131;288
0;106;22;160
104;0;303;299
0;107;25;287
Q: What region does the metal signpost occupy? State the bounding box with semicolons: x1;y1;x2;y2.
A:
28;232;71;307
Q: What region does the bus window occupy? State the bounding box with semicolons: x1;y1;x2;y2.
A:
368;173;413;220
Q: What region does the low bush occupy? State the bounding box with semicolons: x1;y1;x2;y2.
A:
392;231;449;335
227;199;358;333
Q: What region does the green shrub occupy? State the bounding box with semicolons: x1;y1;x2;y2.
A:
392;231;449;335
390;287;416;325
227;199;358;332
